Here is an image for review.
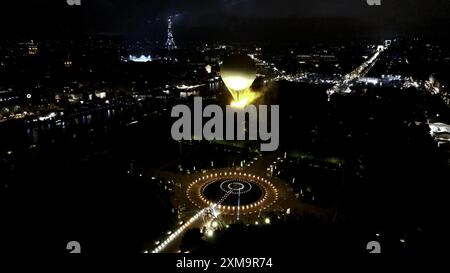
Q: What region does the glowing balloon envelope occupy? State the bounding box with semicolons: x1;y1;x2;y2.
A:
220;54;257;107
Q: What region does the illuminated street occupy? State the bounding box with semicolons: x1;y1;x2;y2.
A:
327;46;384;98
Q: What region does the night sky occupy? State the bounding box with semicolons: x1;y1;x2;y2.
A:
1;0;450;41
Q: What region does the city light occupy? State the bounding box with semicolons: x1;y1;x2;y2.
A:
206;229;214;237
1;3;444;258
128;55;152;62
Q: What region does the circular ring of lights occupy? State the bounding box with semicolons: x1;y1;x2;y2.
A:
220;179;253;195
186;172;279;215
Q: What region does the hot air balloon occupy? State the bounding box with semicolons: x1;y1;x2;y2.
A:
220;54;258;108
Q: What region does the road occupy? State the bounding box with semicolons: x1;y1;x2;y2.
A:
327;48;383;99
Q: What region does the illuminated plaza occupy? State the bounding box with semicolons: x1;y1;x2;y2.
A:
148;153;305;254
186;172;278;216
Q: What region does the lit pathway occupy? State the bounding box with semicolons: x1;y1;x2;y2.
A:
150;208;209;253
144;153;334;253
327;48;383;98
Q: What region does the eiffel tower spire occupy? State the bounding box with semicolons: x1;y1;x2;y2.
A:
165;16;177;50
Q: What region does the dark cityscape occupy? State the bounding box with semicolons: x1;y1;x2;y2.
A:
1;0;449;268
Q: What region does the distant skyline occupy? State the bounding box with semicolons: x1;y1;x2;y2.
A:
1;0;450;41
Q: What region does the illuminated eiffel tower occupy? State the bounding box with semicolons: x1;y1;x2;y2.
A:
165;16;177;50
